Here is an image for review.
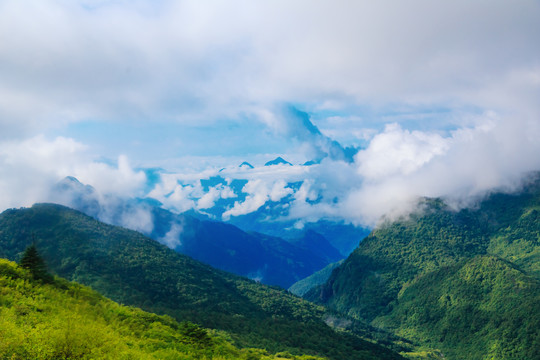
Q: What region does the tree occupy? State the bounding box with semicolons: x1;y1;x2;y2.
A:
19;243;53;283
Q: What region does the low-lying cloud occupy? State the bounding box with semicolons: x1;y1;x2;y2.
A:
0;135;147;210
342;113;540;225
1;110;539;231
148;110;540;228
159;223;184;249
223;179;292;219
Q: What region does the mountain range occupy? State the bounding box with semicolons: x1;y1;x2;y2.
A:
4;170;539;359
149;206;342;288
51;176;343;288
306;176;540;359
0;203;402;360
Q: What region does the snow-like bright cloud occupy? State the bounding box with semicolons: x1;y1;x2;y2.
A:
197;184;236;210
223;179;293;219
342;113;540;225
356;123;450;180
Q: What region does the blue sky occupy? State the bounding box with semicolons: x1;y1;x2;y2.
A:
1;0;539;225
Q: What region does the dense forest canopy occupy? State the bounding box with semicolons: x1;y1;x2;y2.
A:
308;179;540;359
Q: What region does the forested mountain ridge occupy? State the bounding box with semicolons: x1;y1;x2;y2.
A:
52;176;341;288
0;258;324;359
307;177;540;359
0;203;403;360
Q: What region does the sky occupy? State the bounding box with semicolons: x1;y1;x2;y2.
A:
1;0;539;227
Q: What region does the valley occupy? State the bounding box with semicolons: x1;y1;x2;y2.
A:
1;176;538;359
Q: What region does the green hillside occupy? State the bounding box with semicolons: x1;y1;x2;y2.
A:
375;255;540;360
308;178;540;359
0;203;403;360
289;260;344;297
0;258;322;360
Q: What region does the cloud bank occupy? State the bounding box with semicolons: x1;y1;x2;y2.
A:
144;110;540;228
0;135;147;211
1;110;539;230
1;0;538;133
0;1;539;229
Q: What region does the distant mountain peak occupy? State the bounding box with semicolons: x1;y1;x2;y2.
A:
63;175;82;184
264;157;292;166
303;159;321;166
239;161;254;169
55;176;96;194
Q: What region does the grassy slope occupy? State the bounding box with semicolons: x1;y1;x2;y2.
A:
0;258;322;360
308;180;540;359
0;203;402;360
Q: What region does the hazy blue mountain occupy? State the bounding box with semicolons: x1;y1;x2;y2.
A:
289;230;343;264
149;206;331;288
49;176;368;286
50;176;101;217
227;215;369;256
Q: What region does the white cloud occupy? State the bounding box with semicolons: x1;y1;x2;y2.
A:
0;0;538;230
222;179;293;219
222;180;270;219
159;223;184;249
293;180;318;203
117;205;154;234
74;155;146;198
0;135;86;174
151;183;196;213
197;184;236;210
1;0;538;137
269;180;293;202
341;112;540;226
0;136;85;209
356;123;450;179
196;188;221;210
0;136;147;211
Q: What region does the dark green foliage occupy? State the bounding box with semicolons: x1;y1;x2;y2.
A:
178;321;212;346
0;203;403;360
0;258;324;360
309;177;540;359
19;243;53;283
311;203;489;321
375;255;540;360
